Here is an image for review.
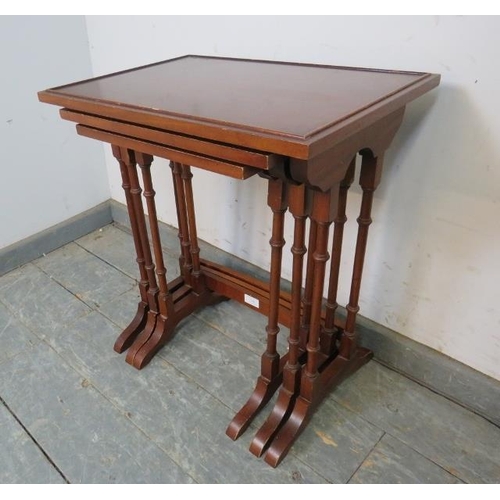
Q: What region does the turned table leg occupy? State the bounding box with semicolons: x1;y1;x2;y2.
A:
122;152;162;366
340;154;383;359
265;154;381;467
127;153;176;368
321;158;356;355
226;177;288;440
301;217;317;345
264;186;339;467
170;162;193;284
249;183;309;456
111;146;150;353
181;164;205;293
122;158;222;369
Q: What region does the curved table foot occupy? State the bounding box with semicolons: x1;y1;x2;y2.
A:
126;287;224;369
249;385;296;457
130;314;176;369
264;396;311;468
124;310;159;365
264;347;373;467
226;374;282;441
113;301;149;353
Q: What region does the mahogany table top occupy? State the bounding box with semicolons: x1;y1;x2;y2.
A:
38;55;440;159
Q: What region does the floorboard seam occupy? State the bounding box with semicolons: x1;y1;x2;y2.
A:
33;258;136;312
198;300;500;436
35;338;199;484
0;345;40;369
382;432;467;484
112;222;181;260
193;312;264;356
345;431;386;484
74;240;140;281
31;262;94;311
0;299;197;483
0;395;70;484
0;290;95;347
374;358;500;431
95;307;135;332
90;307;331;480
154;351;332;481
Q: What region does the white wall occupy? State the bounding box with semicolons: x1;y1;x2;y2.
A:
0;16;109;249
86;15;500;381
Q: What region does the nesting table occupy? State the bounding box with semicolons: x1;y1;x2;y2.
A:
39;55;440;467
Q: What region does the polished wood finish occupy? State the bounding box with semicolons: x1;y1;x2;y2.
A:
321;158;356;355
137;152;174;315
180;164;203;292
226;178;288;440
341;154;383;359
170;161;193;284
76;124;259;180
112;146;150;353
124;160;222;370
122;148;161;364
39;55;439;159
61;109;284;171
249;183;309;457
39;55;439;467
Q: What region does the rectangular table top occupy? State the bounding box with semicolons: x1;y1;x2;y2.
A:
39;55;440;159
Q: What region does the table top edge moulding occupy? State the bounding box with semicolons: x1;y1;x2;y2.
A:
38;54;441;160
38;54;440;468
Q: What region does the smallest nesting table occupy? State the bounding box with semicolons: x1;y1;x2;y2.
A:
39;55;440;467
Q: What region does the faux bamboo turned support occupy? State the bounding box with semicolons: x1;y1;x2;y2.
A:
116;149;161;367
264;155;382;467
321;158;356;355
226;177;288;440
170;161;194;284
181;164;204;293
112;146;150;353
138;152;175;314
340;154;384;359
125;158;222;369
302;189;338;393
264;187;338;467
301;217;317;345
249;183;310;457
126;153;175;368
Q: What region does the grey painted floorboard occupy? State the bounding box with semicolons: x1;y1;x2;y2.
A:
46;311;326;483
195;299;290;356
34;242;136;310
0;342;193;484
3;227;500;484
0;263;90;339
0;302;40;366
159;315;263;411
332;361;500;483
97;287;143;332
0;403;65;484
349;434;463;484
158;314;384;483
76;224;180;281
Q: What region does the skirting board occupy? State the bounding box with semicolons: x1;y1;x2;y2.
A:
0;201;112;277
2;198;498;428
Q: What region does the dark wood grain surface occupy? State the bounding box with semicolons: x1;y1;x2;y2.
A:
39;55;440;158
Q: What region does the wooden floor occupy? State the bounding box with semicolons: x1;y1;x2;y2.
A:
0;224;499;484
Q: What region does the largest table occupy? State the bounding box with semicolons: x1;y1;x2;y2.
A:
39;55;440;467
